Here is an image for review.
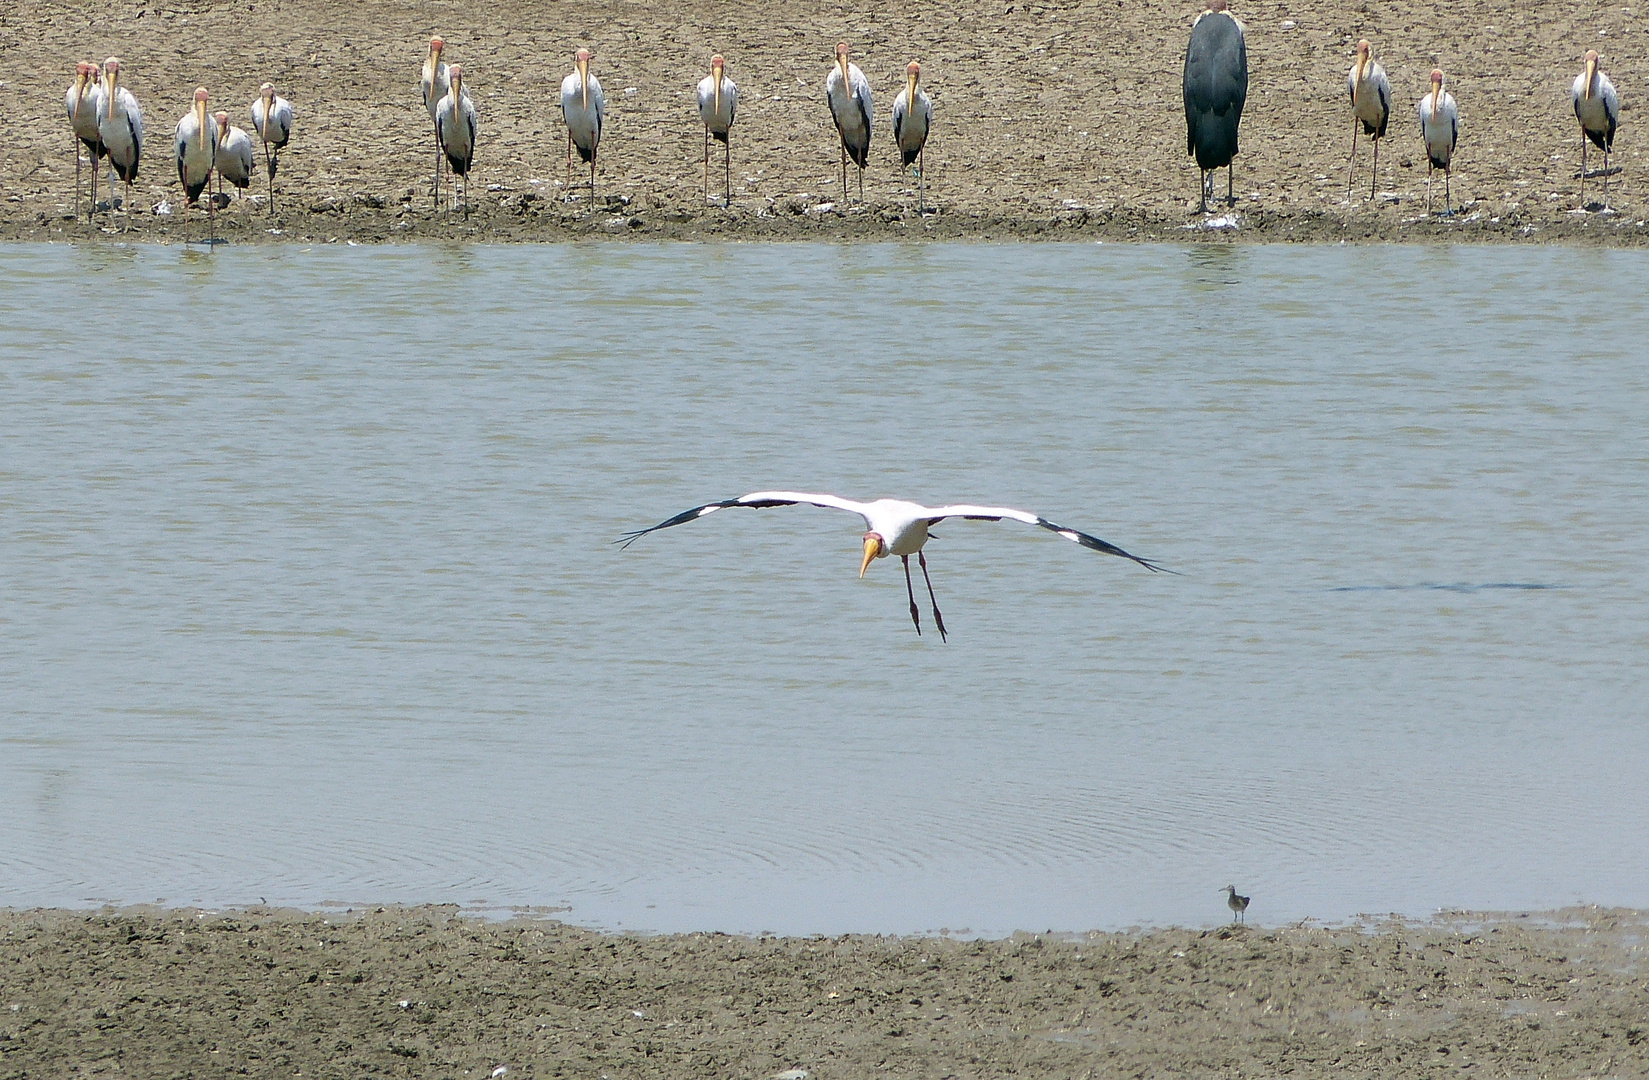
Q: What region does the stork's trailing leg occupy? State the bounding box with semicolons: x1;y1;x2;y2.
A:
918;551;946;642
901;555;922;636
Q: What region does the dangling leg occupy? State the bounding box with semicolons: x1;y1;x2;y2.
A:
917;551;946;643
1346;121;1358;198
901;555;922;636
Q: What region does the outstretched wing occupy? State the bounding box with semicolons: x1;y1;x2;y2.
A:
618;491;873;549
921;504;1173;573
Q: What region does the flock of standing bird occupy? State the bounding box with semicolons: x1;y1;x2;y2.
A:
61;0;1623;236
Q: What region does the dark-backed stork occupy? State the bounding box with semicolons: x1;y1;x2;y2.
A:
561;48;605;199
96;58;143;219
618;491;1169;641
1572;50;1619;208
891;60;932;211
66;62;105;221
1417;68;1458;214
697;55;737;206
1345;39;1390;200
1182;0;1247;213
826;43;873;202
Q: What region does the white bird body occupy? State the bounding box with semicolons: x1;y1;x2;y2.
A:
421;41;449;127
67;70;105;151
620;490;1167;641
251;89;292;155
1572;51;1618;207
174;91;217;205
215;118;254;193
1417;69;1458;213
435;65;477;212
561;62;605;163
1344;40;1390;199
891;80;931;166
697;69;736;138
96;60;143;205
826;51;873;168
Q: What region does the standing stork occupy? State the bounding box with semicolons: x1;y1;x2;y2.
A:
1417;68;1458;214
891;60;932;212
421;37;450;205
66;62;106;222
1345;39;1390;200
96;58;143;220
618;491;1169;641
697;54;737;206
174;87;219;243
1572;50;1619;208
561;48;605;200
250;82;292;212
826;42;873;202
214;111;254;209
435;64;477;214
1183;0;1247;213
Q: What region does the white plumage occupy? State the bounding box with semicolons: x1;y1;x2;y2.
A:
95;58;143;215
174;87;218;207
696;56;737;206
66;62;105;220
561;48;605;198
1345;39;1390;200
1572;50;1619;207
891;60;932;210
1417;68;1458;214
435;64;478;213
826;42;873;201
420;37;450;205
250;82;293;210
620;491;1168;641
214;111;254;199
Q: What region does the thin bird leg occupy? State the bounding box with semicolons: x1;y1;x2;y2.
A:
1425;162;1432;213
263;141;273;212
1603;147;1610;206
902;555;922;636
703;127;709;204
1227;164;1234;207
725;136;731;206
590;153;597;201
565;133;572;197
1198;169;1209;214
74;135;82;224
858;159;863;202
841;141;848;202
917;550;946;643
1443;167;1451;214
1370;136;1379;200
919;143;925;213
1580;135;1588;206
1346;121;1358;198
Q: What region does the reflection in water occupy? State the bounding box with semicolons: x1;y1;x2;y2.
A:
1;241;1647;934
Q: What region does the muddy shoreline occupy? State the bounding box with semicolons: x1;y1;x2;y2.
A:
2;0;1642;245
2;905;1646;1078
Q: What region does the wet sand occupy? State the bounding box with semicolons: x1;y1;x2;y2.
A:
2;906;1647;1078
1;0;1642;244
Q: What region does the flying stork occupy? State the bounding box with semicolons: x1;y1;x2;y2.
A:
561;48;605;200
250;82;293;211
66;62;105;221
618;491;1170;641
1572;50;1618;208
96;58;143;221
1417;68;1458;214
1182;0;1247;213
421;37;450;205
697;55;737;206
174;87;218;243
826;43;873;202
1345;39;1390;200
891;60;932;212
435;63;478;214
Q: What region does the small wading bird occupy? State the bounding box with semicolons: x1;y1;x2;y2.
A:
891;60;932;212
1183;0;1248;213
66;62;106;222
214;111;254;207
174;87;218;243
561;48;605;199
618;491;1169;641
1224;885;1250;924
696;54;737;206
1345;39;1390;200
96;58;143;219
421;37;450;205
1572;50;1619;208
250;82;293;211
1417;68;1458;214
435;64;477;214
826;42;873;202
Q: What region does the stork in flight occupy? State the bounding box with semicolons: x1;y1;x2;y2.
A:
826;43;873;202
1182;0;1247;213
1345;39;1390;200
1417;68;1458;214
697;55;737;206
618;491;1170;641
1572;50;1618;208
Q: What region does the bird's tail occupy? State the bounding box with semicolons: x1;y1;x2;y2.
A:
712;130;729;145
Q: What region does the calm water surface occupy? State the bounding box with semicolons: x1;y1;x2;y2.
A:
2;241;1646;934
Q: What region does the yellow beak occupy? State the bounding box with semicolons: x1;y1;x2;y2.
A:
196;99;208;150
1583;57;1596;100
713;68;721;115
860;536;879;578
906;71;917;108
579;58;589;110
